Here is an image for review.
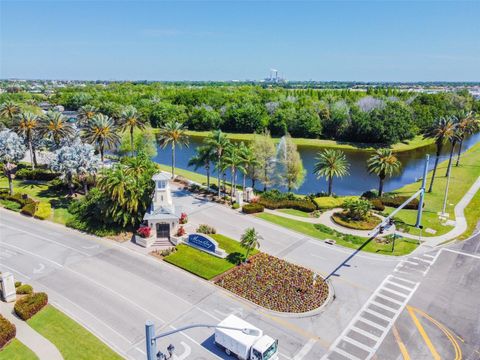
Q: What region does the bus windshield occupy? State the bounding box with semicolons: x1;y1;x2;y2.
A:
262;340;278;360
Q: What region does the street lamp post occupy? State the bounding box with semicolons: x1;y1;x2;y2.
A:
441;153;453;217
145;321;260;360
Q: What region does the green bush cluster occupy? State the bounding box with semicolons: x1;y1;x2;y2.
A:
370;199;385;211
0;199;22;211
34;203;52;220
0;314;16;349
231;203;240;209
258;198;317;212
380;196;420;210
16;284;33;295
0;192;44;218
14;293;48;321
21;201;38;216
314;196;358;209
15;168;58;181
242;203;265;214
196;224;217;234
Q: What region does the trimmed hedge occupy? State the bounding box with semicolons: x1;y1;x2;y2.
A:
314;196;358;209
257;198;316;212
34;202;52;220
370;199;385;211
16;284;33;295
14;292;48;321
380;196;420;210
15;168;58;181
0;314;16;349
21;202;38;216
242;203;265;214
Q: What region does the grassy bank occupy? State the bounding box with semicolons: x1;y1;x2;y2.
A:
256;212;419;256
181;130;434;152
163;234;258;279
0;339;38;360
28;305;122;360
0;177;74;225
387;141;480;237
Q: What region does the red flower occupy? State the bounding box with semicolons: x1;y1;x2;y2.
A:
137;226;151;238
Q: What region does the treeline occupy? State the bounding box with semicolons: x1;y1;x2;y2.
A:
2;84;479;145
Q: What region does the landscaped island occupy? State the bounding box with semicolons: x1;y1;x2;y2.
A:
215;253;329;313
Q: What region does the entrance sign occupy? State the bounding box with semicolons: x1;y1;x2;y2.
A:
0;272;16;302
186;233;227;258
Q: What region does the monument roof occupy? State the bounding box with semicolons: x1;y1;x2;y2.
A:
152;172;171;181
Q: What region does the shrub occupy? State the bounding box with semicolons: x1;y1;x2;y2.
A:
14;292;48;320
314;196;358;209
0;314;16;349
160;247;176;257
361;190;379;200
196;224;217;234
66;216;119;237
342;198;372;221
176;226;186;236
380;196;420;210
16;284;33;295
314;223;335;235
370;199;385;211
21;201;38;217
137;226;152;238
34;202;52;220
257;198;316;212
242;203;265;214
15;168;58;181
15;281;22;288
260;189;296;201
232;203;240;209
179;212;188;224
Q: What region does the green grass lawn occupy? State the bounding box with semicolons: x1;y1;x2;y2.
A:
256;212;419;256
460;190;480;240
182;130;435;152
0;339;38;360
314;196;358;209
163;234;258;280
386;141;480;237
277;208;312;218
27;305;122;360
0;177;74;225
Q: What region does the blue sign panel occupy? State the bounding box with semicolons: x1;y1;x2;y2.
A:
188;234;216;252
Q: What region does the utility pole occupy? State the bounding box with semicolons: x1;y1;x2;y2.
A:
441;153;453;216
415;155;430;228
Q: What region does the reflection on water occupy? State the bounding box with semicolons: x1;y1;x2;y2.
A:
152;133;480;195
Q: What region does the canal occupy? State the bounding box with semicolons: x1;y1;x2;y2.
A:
153;133;480;195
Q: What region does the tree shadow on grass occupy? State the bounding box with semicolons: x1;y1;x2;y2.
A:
226;252;245;265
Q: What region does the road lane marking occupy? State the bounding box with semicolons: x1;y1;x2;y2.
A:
1;223;91;256
442;248;480;260
0;242;63;267
406;306;441;360
392;325;411;360
351;326;380;341
409;306;462;360
0;263;31;279
293;338;317;360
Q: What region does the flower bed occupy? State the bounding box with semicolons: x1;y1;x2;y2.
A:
331;211;381;230
215;253;329;313
0;314;16;349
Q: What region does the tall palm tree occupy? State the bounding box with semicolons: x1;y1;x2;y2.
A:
118;106;147;156
313;149;350;196
455;112;479;167
240;227;262;263
0;100;21;126
77;105;98;126
445;117;462;177
224;143;246;198
188;145;215;190
82;113;120;162
39;111;75;147
13;112;39;169
423;117;456;192
367;148;401;197
157;120;189;179
204;130;230;197
239;143;258;192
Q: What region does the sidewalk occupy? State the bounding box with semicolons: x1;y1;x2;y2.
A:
0;301;63;360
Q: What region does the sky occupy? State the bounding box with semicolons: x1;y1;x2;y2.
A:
1;1;479;82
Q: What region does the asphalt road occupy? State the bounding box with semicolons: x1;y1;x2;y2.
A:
0;186;402;360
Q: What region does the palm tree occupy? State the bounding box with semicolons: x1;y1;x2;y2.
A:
455;112;479;167
204;130;230;197
39;111;75;147
188;145;215;190
0;100;21;126
77;105;98;126
423;117;456;192
445;117;462;177
13;112;39;169
239;143;258;192
367;148;401;197
224;143;246;198
240;227;262;263
157;120;189;179
313;149;350;196
82;113;120;162
118;106;147;156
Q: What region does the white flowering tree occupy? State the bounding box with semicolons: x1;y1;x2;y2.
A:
50;142;101;195
0;129;27;195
